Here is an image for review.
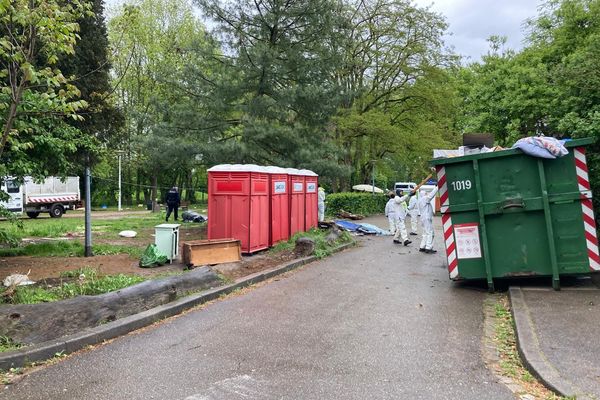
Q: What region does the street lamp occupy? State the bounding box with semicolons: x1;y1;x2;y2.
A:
371;160;376;196
116;150;125;211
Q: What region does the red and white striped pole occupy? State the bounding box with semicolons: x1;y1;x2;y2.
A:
574;147;600;271
436;166;459;279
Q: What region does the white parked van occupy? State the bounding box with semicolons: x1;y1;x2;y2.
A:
394;182;416;194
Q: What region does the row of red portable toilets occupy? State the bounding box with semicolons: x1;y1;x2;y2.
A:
207;165;319;253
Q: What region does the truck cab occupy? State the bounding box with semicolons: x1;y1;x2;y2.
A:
0;178;23;213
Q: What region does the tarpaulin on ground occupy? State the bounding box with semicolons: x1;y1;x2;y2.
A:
334;220;391;236
182;211;207;223
139;244;169;268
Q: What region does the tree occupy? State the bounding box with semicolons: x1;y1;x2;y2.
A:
0;0;91;164
331;0;458;186
57;0;123;148
457;0;600;213
196;0;349;176
109;0;216;207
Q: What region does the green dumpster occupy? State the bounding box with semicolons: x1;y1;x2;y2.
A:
430;138;599;290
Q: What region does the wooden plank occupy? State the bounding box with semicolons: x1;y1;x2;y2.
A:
182;239;242;267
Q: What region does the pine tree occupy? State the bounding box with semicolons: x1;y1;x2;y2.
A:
58;0;123;146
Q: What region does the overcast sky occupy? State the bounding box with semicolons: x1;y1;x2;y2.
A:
105;0;542;61
413;0;541;61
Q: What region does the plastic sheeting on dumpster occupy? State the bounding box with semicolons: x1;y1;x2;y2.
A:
513;136;568;159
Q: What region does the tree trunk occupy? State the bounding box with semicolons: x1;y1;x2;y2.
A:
0;85;24;159
136;167;142;204
151;175;159;212
0;267;219;345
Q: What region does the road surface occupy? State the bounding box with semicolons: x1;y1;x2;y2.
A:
2;216;512;400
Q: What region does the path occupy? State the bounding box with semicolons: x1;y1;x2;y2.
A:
2;216;512;400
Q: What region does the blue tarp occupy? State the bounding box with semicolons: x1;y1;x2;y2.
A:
334;220;391;235
334;220;362;232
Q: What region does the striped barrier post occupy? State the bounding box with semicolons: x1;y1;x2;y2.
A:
436;165;459;279
574;147;600;271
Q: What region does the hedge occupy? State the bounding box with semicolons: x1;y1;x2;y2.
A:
326;192;388;217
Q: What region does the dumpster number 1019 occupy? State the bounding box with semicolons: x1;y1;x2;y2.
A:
450;180;472;191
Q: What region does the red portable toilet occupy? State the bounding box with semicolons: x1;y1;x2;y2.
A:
287;168;305;236
266;166;289;246
300;169;319;230
207;164;269;253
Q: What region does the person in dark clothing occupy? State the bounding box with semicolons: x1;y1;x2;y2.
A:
165;186;180;222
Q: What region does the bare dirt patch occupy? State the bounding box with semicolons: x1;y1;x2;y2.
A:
0;222;301;284
0;225;208;281
0;254;183;281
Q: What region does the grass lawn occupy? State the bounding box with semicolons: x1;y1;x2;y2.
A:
0;211;206;257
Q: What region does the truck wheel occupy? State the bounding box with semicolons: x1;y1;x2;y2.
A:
49;204;64;218
26;211;40;219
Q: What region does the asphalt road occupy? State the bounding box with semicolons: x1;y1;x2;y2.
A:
2;216;512;400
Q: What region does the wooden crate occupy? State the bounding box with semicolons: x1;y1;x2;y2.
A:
182;239;241;267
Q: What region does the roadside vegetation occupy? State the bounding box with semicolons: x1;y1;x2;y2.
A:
270;228;354;259
0;267;147;305
492;295;573;400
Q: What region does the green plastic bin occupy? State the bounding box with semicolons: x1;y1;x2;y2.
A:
430;138;599;290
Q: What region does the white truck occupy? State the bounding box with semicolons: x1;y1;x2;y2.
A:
1;176;81;218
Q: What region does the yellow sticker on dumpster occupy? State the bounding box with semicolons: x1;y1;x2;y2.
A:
453;223;482;259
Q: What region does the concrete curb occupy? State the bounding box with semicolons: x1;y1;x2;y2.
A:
508;286;588;399
0;242;355;370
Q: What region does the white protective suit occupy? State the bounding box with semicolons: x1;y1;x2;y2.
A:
407;195;419;234
318;187;326;222
392;192;411;242
385;198;396;234
418;187;439;250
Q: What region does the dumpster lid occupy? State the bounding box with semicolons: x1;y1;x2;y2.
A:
430;137;595;166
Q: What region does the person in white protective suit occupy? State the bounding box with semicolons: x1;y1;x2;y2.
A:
384;192;397;234
392;189;415;246
318;187;326;222
418;187;439;253
407;193;419;236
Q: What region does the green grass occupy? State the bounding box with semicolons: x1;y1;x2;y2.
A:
0;336;24;353
0;268;147;305
0;241;143;258
270;228;353;258
0;212;173;241
493;297;572;400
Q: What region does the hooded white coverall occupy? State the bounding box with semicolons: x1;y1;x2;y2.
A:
318;188;326;222
385;198;396;234
407;195;419;234
418;187;438;250
392;193;411;242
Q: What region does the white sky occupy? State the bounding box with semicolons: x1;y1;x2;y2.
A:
105;0;542;62
413;0;541;61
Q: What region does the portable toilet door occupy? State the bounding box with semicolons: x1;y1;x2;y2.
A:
287;168;306;236
208;164;250;250
248;167;270;253
266;166;289;246
301;169;319;230
208;164;270;253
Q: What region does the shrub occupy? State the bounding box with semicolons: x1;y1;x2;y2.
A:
270;228;353;259
326;192;388;217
